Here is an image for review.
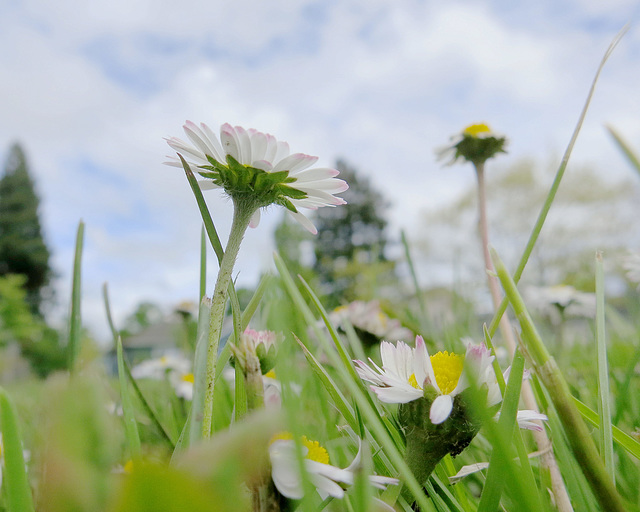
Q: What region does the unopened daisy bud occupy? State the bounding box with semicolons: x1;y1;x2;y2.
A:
232;329;280;375
438;123;507;166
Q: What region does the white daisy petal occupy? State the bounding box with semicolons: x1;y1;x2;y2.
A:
287;210;318;234
166;121;347;228
273;153;318;174
249;209;261;229
430;394;454;424
219;123;240;162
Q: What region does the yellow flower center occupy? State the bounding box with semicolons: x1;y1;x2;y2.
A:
408;373;420;389
270;432;330;464
430;351;464;395
181;373;194;383
301;436;330;464
264;369;277;379
463;123;491;137
123;460;134;473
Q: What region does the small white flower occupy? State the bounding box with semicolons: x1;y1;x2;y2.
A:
356;336;546;429
269;434;398;501
165;122;348;234
131;353;194;400
623;250;640;289
329;300;413;342
525;284;596;321
130;353;191;380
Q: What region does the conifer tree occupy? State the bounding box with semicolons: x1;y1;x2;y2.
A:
312;159;392;305
0;143;51;314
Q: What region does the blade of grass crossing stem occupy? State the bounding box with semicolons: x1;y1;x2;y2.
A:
116;336;141;459
186;298;212;448
181;155;242;334
487;27;628;340
606;125;640;177
273;252;434;511
573;397;640;460
492;247;627;512
181;157;224;261
595;252;615;482
103;283;175;450
0;388;35;512
67;220;84;371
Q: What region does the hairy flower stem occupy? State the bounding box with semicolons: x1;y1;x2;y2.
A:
202;199;256;438
475;163;573;511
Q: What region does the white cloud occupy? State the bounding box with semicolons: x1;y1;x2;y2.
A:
2;0;640;340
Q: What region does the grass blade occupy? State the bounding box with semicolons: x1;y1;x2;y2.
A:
606;125;640;177
573;397;640;460
103;283;175;450
0;388;35;512
273;252;434;511
117;336;141;458
487;26;628;339
595;252;615;482
66;220;84;371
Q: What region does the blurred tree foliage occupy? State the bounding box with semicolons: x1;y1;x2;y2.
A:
417;158;640;291
311;159;394;307
0;143;52;315
0;274;66;377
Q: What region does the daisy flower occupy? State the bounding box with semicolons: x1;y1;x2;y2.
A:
165;122;348;234
269;433;398;503
437;122;507;166
329;300;413;345
355;336;546;428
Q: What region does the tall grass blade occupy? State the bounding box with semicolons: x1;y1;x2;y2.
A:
595;252;615;482
492;247;627;512
0;388;35;512
66;220;84;371
488;26;628;338
117;336;142;458
606;125;640;177
103;282;175;450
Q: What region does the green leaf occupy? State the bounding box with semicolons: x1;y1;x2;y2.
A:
66;220;84;371
0;387;35;512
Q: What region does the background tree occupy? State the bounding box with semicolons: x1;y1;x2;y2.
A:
312;159;394;306
416;158;640;293
0;143;52;315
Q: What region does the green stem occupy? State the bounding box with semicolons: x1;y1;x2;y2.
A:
201;200;256;438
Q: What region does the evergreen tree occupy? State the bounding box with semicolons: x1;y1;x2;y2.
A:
312;159;392;305
0;143;51;314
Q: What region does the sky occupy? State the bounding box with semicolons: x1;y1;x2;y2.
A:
2;0;640;341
